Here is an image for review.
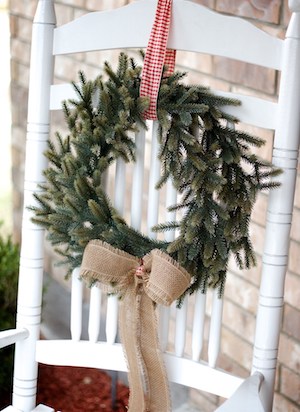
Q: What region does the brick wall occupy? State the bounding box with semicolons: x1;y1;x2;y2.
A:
9;0;299;410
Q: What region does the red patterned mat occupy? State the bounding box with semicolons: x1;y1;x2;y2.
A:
36;364;129;412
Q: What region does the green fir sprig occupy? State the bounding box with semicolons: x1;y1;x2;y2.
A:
30;53;281;298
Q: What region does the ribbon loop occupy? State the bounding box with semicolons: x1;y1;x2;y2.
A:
80;240;190;411
140;0;176;120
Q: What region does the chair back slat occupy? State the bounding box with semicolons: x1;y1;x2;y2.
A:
159;306;171;352
147;122;161;238
175;299;188;357
170;1;283;69
114;158;127;215
192;290;206;362
105;295;119;344
131;129;146;230
165;178;177;233
217;91;278;130
70;268;83;341
88;287;102;343
53;0;283;70
208;290;224;368
158;179;177;350
50;84;278;130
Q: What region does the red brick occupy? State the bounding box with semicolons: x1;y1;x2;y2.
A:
280;366;300;403
282;305;300;341
55;0;84;7
249;221;265;256
221;328;253;371
284;272;300;309
10;38;31;65
9;14;18;37
216;0;281;24
16;16;32;42
252;193;268;226
294;174;300;209
278;334;300;374
223;299;256;343
214;57;277;95
273;392;300;412
190;388;221;411
283;0;293;26
10;0;36;19
54;4;74;25
288;240;300;275
193;0;215;7
291;208;300;242
85;0;128;11
225;272;259;314
177;51;213;75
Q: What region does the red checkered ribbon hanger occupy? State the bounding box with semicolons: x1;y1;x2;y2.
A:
140;0;176;120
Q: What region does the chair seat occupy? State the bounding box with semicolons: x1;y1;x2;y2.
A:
35;339;243;399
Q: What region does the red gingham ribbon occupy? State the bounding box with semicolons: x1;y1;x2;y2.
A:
140;0;176;120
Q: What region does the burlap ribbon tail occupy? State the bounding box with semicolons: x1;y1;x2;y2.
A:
80;240;190;412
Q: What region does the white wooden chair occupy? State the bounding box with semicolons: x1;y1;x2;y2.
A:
1;0;300;411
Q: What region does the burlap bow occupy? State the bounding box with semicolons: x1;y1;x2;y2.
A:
80;240;190;412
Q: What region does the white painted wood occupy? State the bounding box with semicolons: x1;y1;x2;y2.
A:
70;268;83;341
192;291;206;362
165;178;177;232
147;121;161;238
106;296;119;345
159;179;177;350
216;91;278;129
290;0;300;12
215;372;265;412
88;287;102;343
50;83;277;130
53;0;282;70
158;306;170;352
131;128;146;230
103;157;127;345
114;157;126;215
36;340;127;371
251;11;300;412
164;353;243;398
50;83;75;110
0;328;29;349
35;339;243;398
10;2;56;411
175;298;188;357
33;406;55;412
208;290;223;368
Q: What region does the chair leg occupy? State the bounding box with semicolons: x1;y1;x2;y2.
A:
111;370;118;410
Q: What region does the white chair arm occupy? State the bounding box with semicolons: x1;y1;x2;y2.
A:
0;328;29;349
215;372;265;412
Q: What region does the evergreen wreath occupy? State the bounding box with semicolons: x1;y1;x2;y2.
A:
31;52;280;297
